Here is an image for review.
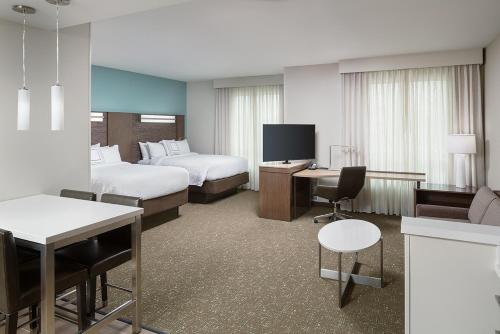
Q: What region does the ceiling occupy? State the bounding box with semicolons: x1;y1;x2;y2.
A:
3;0;500;82
91;0;500;81
0;0;189;29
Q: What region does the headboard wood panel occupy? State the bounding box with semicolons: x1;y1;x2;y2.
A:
91;112;185;163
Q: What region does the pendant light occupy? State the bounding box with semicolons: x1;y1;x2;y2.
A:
46;0;70;131
12;5;36;131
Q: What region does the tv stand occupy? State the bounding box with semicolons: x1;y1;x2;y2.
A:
282;160;291;164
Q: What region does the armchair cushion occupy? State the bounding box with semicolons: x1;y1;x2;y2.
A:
468;186;498;224
416;204;469;221
481;199;500;226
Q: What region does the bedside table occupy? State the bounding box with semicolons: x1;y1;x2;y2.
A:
414;183;478;217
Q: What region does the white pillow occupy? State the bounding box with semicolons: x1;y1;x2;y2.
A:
162;139;190;156
177;139;191;154
138;142;150;160
90;147;103;165
161;140;178;156
147;142;167;158
91;143;100;148
100;145;122;164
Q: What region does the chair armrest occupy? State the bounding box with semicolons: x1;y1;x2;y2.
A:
416;204;469;220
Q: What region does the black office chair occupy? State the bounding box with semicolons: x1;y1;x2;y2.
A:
313;166;366;223
0;229;89;333
56;193;142;319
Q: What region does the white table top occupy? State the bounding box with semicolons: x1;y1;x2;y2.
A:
318;219;381;253
0;194;143;245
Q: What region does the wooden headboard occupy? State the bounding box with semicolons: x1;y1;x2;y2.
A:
91;112;185;163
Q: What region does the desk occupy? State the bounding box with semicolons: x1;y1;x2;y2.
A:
0;194;144;334
294;168;426;184
259;161;310;221
293;169;426;219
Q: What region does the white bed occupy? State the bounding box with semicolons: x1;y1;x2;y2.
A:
91;162;189;200
138;153;248;187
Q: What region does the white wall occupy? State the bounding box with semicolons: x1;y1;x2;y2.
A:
0;19;91;201
186;80;216;154
284;63;342;167
485;33;500;189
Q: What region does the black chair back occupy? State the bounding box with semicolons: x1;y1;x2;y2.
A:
60;189;96;201
99;194;143;246
0;229;20;314
336;166;367;201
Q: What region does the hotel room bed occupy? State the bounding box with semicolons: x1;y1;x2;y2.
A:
139;153;249;203
90;111;247;203
91;161;189;230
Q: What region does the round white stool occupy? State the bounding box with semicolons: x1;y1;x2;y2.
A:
318;219;384;308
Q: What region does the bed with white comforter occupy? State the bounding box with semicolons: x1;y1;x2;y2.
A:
91;162;189;200
139;153;248;187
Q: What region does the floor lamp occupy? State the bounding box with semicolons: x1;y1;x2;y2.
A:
447;134;477;189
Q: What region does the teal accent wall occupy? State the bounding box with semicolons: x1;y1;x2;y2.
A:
91;65;186;115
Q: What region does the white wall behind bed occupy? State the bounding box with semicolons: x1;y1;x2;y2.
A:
186;80;216;154
0;19;91;201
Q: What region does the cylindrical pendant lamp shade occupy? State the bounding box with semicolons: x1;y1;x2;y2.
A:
51;84;64;131
17;88;30;130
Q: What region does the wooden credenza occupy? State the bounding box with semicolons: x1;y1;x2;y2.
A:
259;161;310;221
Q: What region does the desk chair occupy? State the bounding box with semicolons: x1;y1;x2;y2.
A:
313;166;366;223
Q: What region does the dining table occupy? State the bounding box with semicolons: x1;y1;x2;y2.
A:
0;194;144;334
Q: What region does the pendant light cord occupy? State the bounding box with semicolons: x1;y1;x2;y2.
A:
22;11;26;89
56;3;60;85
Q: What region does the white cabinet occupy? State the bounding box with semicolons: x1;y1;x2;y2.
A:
402;217;500;334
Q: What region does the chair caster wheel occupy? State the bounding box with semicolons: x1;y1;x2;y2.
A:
314;219;319;224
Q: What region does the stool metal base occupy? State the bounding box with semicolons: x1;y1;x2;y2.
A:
320;268;383;288
319;238;384;308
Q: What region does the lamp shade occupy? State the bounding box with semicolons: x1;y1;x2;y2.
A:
447;134;476;154
51;84;64;131
17;88;30;130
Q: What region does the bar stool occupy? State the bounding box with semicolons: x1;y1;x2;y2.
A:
0;229;89;333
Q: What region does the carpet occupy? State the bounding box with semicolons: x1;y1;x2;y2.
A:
107;190;404;334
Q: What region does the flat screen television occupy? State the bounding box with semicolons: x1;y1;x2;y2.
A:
263;124;315;163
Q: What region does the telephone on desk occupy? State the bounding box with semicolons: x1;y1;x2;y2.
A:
308;162;318;170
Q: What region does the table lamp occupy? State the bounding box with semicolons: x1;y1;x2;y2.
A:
447;134;476;188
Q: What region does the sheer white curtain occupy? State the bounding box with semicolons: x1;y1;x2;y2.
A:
343;65;483;216
215;85;284;190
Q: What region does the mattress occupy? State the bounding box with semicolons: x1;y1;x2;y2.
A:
139;153;248;187
91;162;189;200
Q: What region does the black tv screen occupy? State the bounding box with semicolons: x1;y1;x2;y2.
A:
263;124;315;163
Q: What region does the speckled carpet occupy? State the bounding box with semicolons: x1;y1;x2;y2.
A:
107;190;404;334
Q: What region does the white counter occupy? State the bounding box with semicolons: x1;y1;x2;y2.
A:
402;216;500;246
